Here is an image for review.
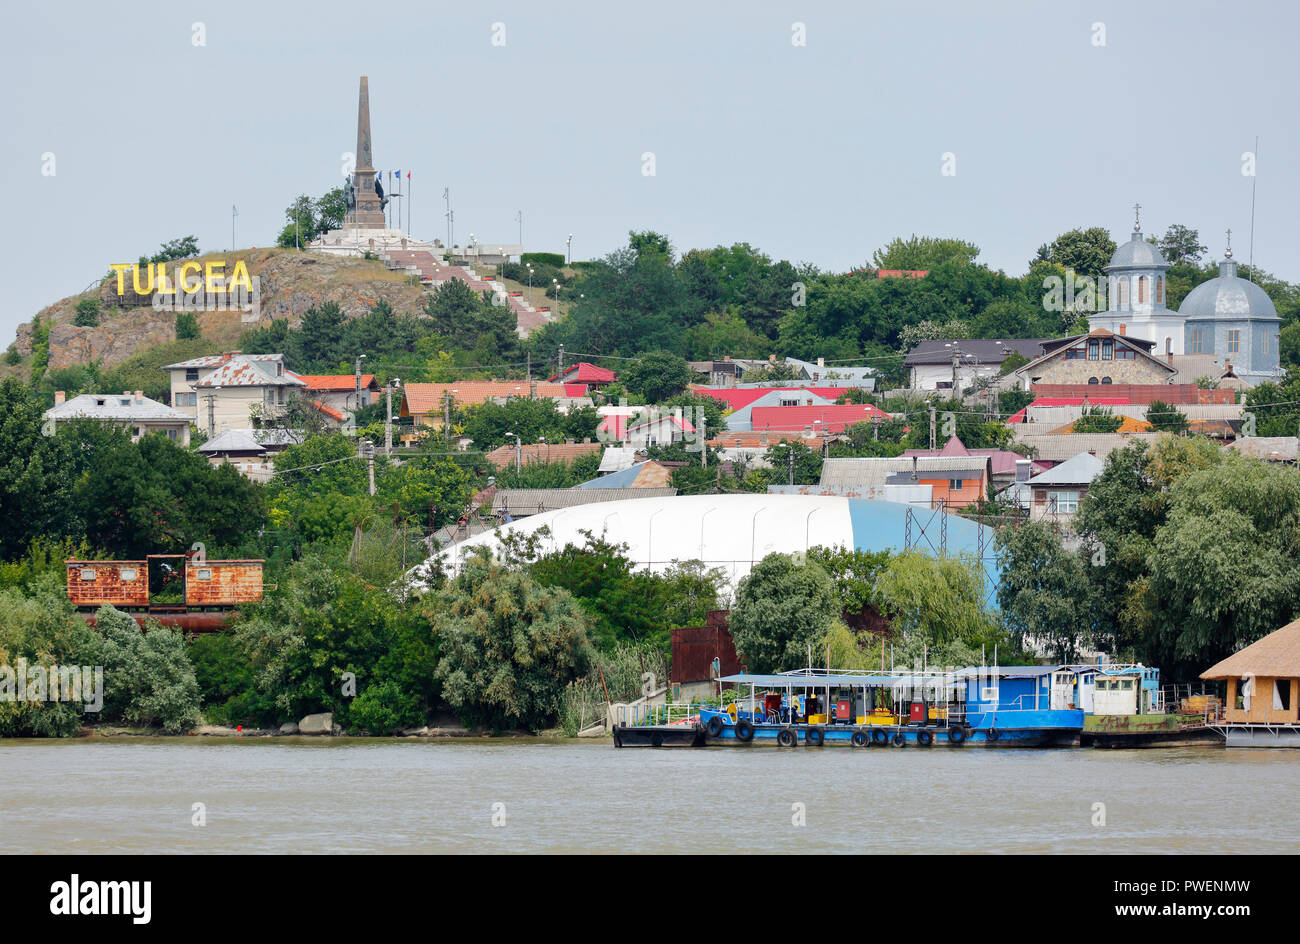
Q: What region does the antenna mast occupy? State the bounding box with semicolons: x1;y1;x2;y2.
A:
1248;135;1259;283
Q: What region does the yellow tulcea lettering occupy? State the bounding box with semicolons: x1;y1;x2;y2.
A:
230;260;252;292
109;263;131;294
179;262;202;294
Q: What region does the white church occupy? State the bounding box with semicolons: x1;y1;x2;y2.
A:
1087;207;1282;385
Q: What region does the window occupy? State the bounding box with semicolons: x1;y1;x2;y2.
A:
119;398;131;406
1261;332;1271;355
1050;490;1080;514
166;429;177;440
80;569;97;581
1118;279;1129;307
195;568;212;580
1156;276;1164;303
952;479;963;490
1138;276;1148;303
1275;680;1291;712
1190;328;1203;354
1118;323;1126;336
119;568;137;581
1228;329;1241;354
175;392;197;408
1237;676;1253;711
185;368;199;382
1087;339;1100;360
1165;337;1172;355
132;427;141;438
1101;377;1112;384
1088;376;1099;384
1101;339;1113;360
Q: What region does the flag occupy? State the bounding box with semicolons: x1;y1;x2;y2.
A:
406;171;411;179
395;169;401;180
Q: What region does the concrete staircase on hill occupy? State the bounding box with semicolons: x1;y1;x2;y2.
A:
380;249;556;338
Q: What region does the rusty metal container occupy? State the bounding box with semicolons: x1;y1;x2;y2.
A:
184;560;264;607
66;560;150;608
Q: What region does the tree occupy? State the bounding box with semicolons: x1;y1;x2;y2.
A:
763;440;823;485
872;236;980;270
875;551;994;651
622;350;691;402
316;186;347;233
174;311;200;340
146;236;199;264
1044;227;1117;281
433;551;595;731
74;298;100;327
94;606;202;733
995;522;1091;661
1144;400;1188;434
277;194;317;248
1144;456;1300;678
806;546;893;633
1155;224;1208;267
1073;405;1122;433
729;553;838;673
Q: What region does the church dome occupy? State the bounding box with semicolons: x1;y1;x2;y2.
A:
1107;232;1168;271
1179;254;1278;323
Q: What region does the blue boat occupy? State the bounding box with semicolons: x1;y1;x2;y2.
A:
693;667;1084;748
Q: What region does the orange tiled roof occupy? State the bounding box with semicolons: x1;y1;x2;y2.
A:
295;374;376;391
401;381;570;415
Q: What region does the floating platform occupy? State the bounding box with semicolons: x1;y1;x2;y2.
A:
611;724;705;748
1081;713;1221;748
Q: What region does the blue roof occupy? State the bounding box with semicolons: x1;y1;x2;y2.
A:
576;461;649;489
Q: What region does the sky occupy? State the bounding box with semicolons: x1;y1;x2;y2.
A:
2;0;1297;346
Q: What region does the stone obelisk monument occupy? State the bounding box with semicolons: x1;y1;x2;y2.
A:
345;76;387;229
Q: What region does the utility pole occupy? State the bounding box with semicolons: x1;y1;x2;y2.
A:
443;391;452;444
354;354;366;412
929;404;937;450
204;391;218;439
385;379;396;456
526;351;531;382
366;441;376;496
557;344;565;374
788;446;795;486
700;415;707;468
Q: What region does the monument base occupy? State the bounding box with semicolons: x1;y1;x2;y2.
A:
308;228;440;258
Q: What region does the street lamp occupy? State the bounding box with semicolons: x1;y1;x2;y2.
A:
566;233;574;265
505;431;522;473
526;264;534;307
553;277;561;312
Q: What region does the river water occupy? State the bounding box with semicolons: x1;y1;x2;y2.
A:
2;738;1296;854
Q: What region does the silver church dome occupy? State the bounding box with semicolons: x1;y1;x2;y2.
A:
1179;255;1278;322
1107;233;1168;271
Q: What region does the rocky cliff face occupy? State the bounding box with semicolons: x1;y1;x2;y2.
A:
9;249;431;370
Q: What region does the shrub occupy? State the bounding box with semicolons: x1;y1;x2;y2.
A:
95;606;202;733
174;311;200;340
74;299;101;327
521;252;565;269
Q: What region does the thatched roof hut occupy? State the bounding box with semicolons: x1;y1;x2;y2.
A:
1201;619;1300;680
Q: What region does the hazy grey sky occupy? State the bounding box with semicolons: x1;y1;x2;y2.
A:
3;0;1296;345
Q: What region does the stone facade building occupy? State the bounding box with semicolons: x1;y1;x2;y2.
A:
1014;328;1176;388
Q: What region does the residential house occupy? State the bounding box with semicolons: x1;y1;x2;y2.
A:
45;391;192;445
902;435;1025;491
1005;451;1105;521
576;460;675;489
1201;618;1300;746
548;362;616;389
1014;329;1176;389
904;339;1048;392
709;429;835;468
162;352;292;415
488;486;677;521
198;428;304;483
293;374;381;415
818;455;991;509
1009;432;1160;466
400;380;573;434
623;412;696;448
1026;382;1235;405
749;402;891;436
483;439;602;470
1226;437;1300;462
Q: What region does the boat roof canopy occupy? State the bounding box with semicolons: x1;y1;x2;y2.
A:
718;672;960;689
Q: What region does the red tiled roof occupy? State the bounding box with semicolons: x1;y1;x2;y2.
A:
749;403;890;433
549;362;616;384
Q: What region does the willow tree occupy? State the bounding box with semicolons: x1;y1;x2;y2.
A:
433;551;594;732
